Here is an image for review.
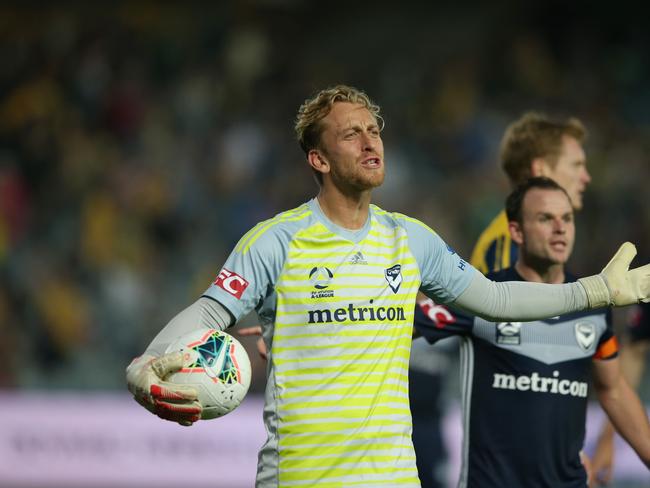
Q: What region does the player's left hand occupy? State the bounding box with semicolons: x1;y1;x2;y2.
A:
591;430;615;486
579;242;650;308
579;451;595;488
126;352;202;426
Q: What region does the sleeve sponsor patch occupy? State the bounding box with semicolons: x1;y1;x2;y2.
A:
214;269;249;299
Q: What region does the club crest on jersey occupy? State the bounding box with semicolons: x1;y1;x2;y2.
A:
310;267;334;299
575;321;596;351
214;268;249;299
496;322;521;345
385;264;403;293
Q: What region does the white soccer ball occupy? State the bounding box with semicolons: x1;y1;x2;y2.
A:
165;328;252;420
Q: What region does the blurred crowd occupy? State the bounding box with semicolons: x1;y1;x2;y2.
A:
0;2;649;392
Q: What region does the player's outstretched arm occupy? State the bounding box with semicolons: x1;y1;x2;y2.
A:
454;242;650;322
592;357;650;469
126;296;234;425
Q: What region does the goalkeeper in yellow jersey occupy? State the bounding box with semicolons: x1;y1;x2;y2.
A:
470;112;591;274
126;87;650;488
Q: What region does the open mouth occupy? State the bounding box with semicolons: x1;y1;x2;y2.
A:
361;157;381;168
550;241;567;251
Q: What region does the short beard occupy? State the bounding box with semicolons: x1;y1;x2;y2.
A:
329;167;384;195
521;248;566;272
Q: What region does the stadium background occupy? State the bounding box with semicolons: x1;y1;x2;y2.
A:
0;1;648;487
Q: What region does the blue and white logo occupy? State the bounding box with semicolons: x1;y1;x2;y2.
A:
575;322;596;351
385;264;403;293
309;267;333;290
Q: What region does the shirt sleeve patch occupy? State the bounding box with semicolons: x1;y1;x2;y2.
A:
214;269;250;299
593;335;619;360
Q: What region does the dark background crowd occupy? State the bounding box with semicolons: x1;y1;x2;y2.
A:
0;2;649;399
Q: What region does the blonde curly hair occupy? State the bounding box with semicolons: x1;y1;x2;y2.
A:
295;85;383;156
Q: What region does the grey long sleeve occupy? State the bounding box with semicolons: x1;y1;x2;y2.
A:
453;271;589;322
143;297;234;357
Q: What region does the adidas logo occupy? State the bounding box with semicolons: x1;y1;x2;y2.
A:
349;251;368;265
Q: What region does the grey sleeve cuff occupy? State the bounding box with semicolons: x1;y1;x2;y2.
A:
577;274;611;308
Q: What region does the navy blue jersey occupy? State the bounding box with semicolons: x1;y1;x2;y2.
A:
414;267;617;488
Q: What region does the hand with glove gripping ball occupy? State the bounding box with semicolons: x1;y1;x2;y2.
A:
126;351;202;426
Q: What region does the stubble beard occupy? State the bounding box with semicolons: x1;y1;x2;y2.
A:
331;166;385;195
523;246;569;271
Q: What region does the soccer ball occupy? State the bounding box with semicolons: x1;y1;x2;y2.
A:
165;328;252;420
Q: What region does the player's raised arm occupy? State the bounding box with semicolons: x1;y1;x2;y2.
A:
452;242;649;321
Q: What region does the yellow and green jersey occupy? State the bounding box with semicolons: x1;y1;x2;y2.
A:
205;198;474;487
469;209;518;275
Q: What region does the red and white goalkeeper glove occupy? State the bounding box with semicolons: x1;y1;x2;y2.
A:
126;352;202;426
579;242;650;308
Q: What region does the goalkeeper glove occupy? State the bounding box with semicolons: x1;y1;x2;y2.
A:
578;242;650;308
126;351;202;426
